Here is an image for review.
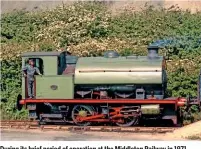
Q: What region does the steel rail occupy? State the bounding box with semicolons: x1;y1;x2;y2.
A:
0;120;178;133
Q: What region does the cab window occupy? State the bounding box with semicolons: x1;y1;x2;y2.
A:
58;56;61;67
25;58;44;75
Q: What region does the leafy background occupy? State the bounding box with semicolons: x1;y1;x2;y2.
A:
1;2;201;119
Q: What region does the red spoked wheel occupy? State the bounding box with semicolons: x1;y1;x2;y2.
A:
71;105;94;126
116;116;139;127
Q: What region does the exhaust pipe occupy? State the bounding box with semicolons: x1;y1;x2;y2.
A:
147;45;159;59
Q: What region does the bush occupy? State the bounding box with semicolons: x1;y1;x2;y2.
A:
1;2;201;119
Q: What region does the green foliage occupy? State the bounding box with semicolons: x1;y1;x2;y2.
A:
182;105;201;125
1;2;201;119
0;59;28;119
119;48;134;56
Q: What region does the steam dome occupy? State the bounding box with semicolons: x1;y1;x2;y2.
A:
104;50;119;58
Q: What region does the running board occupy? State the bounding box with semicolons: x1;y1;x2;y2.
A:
40;114;63;119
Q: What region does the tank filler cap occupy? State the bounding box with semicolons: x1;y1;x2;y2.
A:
104;50;119;58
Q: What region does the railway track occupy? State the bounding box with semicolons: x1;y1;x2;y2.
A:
0;120;178;133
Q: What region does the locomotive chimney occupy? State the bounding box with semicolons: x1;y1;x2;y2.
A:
147;45;159;59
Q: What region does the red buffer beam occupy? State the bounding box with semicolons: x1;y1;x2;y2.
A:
19;98;187;106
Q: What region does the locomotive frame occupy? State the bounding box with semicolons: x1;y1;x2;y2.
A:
17;46;200;126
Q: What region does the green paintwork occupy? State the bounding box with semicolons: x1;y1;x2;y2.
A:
43;57;58;75
35;75;74;99
141;104;160;114
75;56;164;84
21;55;58;99
21;51;69;99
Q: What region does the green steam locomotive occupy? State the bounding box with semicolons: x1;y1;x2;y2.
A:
17;46;198;126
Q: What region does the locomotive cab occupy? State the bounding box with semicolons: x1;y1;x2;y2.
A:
20;51;74;100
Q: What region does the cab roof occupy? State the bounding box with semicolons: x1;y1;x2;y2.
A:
21;51;71;57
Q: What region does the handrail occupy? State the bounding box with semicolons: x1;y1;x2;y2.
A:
79;70;162;73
